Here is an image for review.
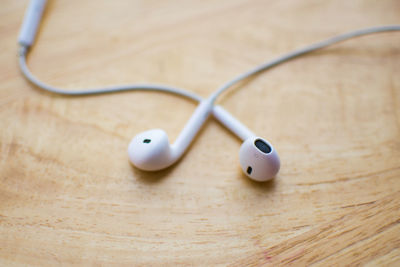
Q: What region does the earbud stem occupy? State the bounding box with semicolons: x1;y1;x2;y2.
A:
171;98;213;159
213;105;255;141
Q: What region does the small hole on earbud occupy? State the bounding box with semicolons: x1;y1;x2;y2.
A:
247;166;252;175
143;139;151;144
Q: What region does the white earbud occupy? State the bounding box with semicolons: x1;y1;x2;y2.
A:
128;99;213;171
213;106;280;181
129;102;280;181
238;137;280;182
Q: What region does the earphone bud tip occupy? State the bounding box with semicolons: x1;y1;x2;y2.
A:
128;129;173;171
239;137;280;182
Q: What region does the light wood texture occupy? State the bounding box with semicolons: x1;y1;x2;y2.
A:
1;0;400;266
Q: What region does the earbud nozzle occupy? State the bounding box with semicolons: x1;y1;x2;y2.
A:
239;137;280;182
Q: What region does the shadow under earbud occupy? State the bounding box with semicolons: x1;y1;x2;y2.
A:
129;163;177;184
240;171;277;192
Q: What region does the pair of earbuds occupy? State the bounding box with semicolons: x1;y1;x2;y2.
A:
128;98;280;182
18;0;400;183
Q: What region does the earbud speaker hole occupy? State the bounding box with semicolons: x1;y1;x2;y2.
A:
247;166;252;175
143;139;151;144
255;139;271;154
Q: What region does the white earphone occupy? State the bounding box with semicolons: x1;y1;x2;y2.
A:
18;0;400;182
128;99;214;172
212;106;280;181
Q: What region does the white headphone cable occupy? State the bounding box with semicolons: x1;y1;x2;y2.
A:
19;25;400;104
208;25;400;102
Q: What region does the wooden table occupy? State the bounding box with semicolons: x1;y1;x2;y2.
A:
1;0;400;265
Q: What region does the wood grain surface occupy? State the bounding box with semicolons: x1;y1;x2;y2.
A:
1;0;400;266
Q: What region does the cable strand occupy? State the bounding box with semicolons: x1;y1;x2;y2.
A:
18;25;400;104
209;25;400;102
18;46;202;102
